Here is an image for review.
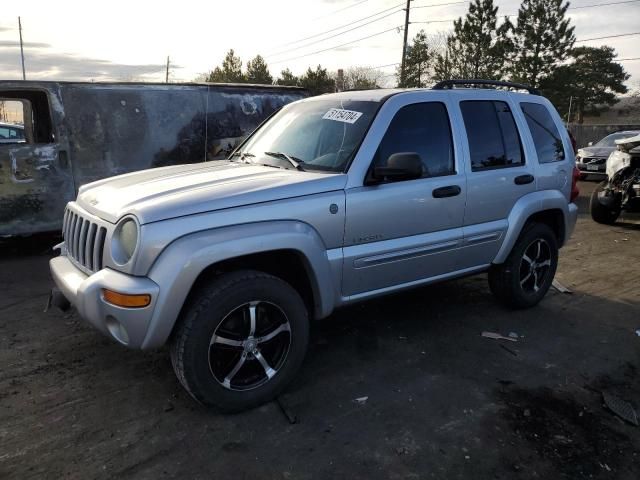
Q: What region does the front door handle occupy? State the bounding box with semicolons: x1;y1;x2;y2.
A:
514;174;535;185
432;185;462;198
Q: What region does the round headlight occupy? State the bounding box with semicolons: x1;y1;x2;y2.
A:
112;217;139;265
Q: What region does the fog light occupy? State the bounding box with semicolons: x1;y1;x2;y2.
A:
102;289;151;308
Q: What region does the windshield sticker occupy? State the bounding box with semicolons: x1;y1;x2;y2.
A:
322;108;363;124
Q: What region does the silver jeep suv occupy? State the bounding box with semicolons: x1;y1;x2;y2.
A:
50;80;579;411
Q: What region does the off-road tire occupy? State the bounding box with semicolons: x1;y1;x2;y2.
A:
488;223;558;309
590;181;621;225
170;270;309;412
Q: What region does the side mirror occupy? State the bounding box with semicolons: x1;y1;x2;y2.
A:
373;152;423;182
587;141;593;146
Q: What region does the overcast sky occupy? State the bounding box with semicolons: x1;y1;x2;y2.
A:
2;0;639;88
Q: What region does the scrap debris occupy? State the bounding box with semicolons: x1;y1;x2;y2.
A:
353;396;369;405
552;279;573;294
481;331;518;342
602;391;639;426
276;396;298;424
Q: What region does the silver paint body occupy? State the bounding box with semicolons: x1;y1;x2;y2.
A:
50;88;578;349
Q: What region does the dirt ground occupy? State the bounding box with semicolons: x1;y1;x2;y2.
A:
1;180;639;479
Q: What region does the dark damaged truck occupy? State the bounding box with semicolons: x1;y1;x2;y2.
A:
0;81;307;236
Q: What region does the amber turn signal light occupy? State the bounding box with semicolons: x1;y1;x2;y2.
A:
102;289;151;308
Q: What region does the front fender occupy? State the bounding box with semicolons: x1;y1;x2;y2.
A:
140;220;337;349
493;190;577;264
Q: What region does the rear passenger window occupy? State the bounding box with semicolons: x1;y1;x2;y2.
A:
520;102;565;163
460;101;524;171
374;102;454;177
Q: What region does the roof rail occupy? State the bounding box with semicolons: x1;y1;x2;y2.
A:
432;79;540;95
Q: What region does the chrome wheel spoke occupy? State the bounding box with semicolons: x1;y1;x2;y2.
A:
520;271;532;286
210;335;244;347
257;322;291;343
533;271;540;291
248;302;258;337
223;353;247;388
522;254;533;266
538;259;551;268
254;350;276;379
535;240;542;261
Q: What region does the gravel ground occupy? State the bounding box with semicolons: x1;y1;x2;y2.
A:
1;180;639;479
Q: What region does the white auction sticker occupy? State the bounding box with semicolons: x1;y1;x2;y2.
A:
322;108;363;124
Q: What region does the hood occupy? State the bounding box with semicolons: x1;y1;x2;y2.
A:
577;146;613;158
77;161;347;224
615;133;640;152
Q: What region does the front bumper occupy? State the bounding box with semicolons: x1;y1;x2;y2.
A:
577;160;607;175
50;255;159;348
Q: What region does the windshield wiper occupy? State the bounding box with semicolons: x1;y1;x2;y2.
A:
263;151;306;171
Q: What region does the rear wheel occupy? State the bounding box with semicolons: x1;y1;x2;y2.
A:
170;270;309;412
489;223;558;309
590;181;621;225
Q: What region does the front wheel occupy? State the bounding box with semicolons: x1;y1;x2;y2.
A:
170;270;309;412
488;223;559;309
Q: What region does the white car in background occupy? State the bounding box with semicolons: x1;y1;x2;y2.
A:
576;130;640;179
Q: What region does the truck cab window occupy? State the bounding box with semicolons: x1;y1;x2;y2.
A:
0;90;54;144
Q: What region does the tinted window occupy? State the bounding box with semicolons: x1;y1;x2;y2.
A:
520;102;565;163
374;102;454;177
460;101;523;171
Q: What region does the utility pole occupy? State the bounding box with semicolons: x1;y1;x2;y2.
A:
399;0;411;87
566;96;573;125
18;17;26;80
165;56;170;83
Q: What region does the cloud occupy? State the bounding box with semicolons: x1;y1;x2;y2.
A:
0;40;51;48
0;50;181;82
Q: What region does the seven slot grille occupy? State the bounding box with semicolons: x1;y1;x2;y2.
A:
63;207;107;272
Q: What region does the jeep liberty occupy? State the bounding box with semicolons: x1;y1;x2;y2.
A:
50;80;579;411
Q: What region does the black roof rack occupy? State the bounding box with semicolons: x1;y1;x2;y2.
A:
432;79;540;95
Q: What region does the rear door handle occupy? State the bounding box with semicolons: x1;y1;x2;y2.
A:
514;174;535;185
432;185;462;198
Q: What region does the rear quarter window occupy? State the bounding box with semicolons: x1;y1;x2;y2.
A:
520;102;565;163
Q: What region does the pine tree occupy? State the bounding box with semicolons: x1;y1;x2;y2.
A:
541;46;629;123
504;0;575;87
207;49;244;83
299;65;335;96
434;0;506;81
276;68;299;86
246;55;273;85
398;30;432;88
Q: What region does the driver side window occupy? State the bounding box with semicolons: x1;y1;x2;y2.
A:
373;102;455;178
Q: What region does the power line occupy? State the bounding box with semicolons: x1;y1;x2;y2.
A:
411;1;468;8
266;0;469;59
412;0;640;25
576;31;640;42
267;8;403;58
270;25;403;65
571;0;640;9
618;57;640;61
313;0;373;20
267;2;404;53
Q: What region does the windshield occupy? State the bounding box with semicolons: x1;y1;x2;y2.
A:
233;99;379;172
596;132;639;147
